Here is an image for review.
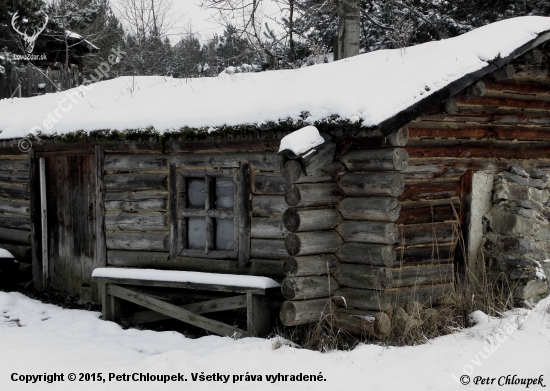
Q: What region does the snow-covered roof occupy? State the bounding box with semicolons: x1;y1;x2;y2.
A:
66;30;100;51
1;16;549;140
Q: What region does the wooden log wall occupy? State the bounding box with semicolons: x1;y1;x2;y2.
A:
103;151;290;281
0;155;32;264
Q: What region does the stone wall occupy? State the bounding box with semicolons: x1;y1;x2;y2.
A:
480;166;550;307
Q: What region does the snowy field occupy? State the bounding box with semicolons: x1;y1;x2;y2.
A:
1;291;550;390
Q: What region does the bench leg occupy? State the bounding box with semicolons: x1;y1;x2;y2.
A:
247;293;270;337
100;283;123;322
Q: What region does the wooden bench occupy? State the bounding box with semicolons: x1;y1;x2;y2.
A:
91;268;280;338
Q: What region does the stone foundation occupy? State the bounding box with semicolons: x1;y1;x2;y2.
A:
480;166;550;307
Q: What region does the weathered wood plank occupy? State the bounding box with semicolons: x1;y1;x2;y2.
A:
340;148;409;171
0;184;30;201
396;203;458;225
336;243;396;267
95;146;107;273
282;208;341;232
106;232;169;251
0;159;29;171
0;171;29;184
398;222;458;246
247;292;270;337
105;173;168;191
104;154;167;171
105;191;168;211
398;182;460;201
333;264;393;290
338;172;405;196
281;276;338;300
283;254;338;277
169;163;178;260
105;213;168;231
0;215;30;230
284;183;343;206
397;244;455;265
337;221;398;245
251;217;288;238
0;200;30;215
252;195;287;216
339;197;400;221
279;298;334;326
250;239;288;259
284;231;343;256
391;264;454;288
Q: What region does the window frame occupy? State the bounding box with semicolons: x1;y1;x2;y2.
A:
177;168;240;259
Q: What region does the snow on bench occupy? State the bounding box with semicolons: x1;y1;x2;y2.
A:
91;268;280;290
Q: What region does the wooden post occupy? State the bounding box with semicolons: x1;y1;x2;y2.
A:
237;162;251;267
29;149;43;290
39;158;48;289
246;292;270;337
169;163;178;260
95;146;106;272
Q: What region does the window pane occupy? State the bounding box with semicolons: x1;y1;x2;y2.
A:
215;219;234;251
215;178;234;209
187;178;206;209
187;218;206;249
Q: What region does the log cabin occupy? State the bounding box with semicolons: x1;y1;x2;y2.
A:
0;16;550;338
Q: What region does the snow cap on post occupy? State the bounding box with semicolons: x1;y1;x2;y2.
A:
278;126;325;158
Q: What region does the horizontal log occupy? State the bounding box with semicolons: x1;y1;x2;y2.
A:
0;184;29;201
397;244;455;265
457;95;550;111
336;243;396;267
0;226;31;244
386;126;409;147
409;124;550;142
419;107;550;126
390;283;454;307
282;208;341;232
338;172;405;197
281;275;338;300
107;250;285;279
284;183;343;207
0;215;30;230
105;191;168;211
253;173;286;194
340;148;409;171
0;243;31;262
396;203;458;225
105;173;168;191
284;231;343;256
283;254;338;277
250;238;288;259
406;140;550;160
0;159;28;171
105;213;168;231
104;154;167;171
252;195;287;216
521;49;543;65
0;171;29;184
337;221;397;245
106;232;169;251
399;182;460;201
512;63;550;83
251;217;288;239
333;288;392;311
0;200;30;215
333;264;392;290
398;222;458;246
339;197;400;221
279;298;334;326
172;153;281;171
335;310;391;338
391;264;454;288
282;160;346;184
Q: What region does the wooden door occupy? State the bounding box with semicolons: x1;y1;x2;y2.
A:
44;154;98;295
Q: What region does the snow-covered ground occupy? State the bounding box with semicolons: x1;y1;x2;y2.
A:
1;291;549;390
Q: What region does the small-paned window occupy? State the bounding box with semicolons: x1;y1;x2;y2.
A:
177;169;242;259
